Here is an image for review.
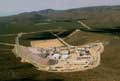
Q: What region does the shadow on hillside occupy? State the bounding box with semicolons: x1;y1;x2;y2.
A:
6;78;64;81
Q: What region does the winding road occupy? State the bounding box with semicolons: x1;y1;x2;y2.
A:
78;21;91;30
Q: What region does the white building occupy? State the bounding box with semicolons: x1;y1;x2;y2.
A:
50;53;61;60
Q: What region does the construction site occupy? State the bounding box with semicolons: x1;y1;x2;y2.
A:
12;30;104;72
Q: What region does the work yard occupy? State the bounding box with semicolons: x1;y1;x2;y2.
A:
0;29;120;81
31;39;65;48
